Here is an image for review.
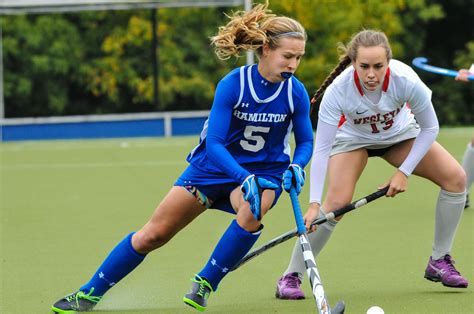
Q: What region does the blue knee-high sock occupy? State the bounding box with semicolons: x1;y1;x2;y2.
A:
80;232;146;296
198;220;262;290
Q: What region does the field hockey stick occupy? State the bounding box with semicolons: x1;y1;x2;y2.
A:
232;187;388;270
412;57;474;80
289;188;345;314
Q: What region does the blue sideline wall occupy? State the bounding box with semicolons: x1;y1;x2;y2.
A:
0;111;209;142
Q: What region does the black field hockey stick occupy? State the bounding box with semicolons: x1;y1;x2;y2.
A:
289;187;345;314
232;186;388;271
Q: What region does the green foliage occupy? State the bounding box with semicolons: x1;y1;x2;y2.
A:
1;1;471;124
269;0;409;95
408;1;473;125
2;14;84;116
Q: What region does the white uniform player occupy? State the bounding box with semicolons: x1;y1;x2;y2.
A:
310;59;434;204
455;63;474;209
275;30;468;301
322;59;424;140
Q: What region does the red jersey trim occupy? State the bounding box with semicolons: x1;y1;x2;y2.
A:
382;67;390;92
338;114;346;128
353;67;391;96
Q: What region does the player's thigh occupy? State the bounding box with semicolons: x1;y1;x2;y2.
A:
383;140;465;192
324;149;368;212
138;187;206;244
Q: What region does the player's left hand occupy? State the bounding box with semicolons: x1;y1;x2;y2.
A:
455;69;471;82
283;164;305;194
379;170;407;197
304;202;320;231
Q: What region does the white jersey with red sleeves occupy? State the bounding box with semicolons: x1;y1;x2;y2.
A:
318;59;432;140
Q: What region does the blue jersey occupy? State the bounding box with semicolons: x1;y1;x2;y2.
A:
184;64;313;185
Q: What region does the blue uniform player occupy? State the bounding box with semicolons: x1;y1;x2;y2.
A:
178;63;309;213
51;1;313;313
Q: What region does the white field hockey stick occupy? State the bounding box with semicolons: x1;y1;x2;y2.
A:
232;187;388;270
412;57;474;80
289;187;345;314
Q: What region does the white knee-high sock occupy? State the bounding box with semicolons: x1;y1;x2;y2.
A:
462;143;474;192
432;189;465;260
283;208;338;280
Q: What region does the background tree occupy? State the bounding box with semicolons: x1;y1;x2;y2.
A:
413;0;474;125
2;14;85;116
1;0;471;125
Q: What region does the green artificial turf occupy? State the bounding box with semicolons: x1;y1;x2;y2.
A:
1;127;472;313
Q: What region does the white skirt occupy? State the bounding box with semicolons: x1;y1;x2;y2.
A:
330;120;421;156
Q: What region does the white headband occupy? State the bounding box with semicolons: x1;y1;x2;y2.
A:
273;31;305;38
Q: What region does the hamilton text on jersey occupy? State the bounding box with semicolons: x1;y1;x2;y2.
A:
233;110;288;123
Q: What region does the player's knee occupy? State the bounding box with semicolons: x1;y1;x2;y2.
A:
236;206;263;232
133;228;173;253
457;168;467;191
238;219;262;233
445;167;466;193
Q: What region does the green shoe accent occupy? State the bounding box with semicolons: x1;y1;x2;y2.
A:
183;275;213;312
183;297;207;312
51;288;102;313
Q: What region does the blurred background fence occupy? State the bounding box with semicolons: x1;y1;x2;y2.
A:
0;0;472;141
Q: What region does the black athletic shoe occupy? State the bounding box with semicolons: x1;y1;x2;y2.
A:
332;300;346;314
51;289;101;313
465;194;470;209
183;275;213;312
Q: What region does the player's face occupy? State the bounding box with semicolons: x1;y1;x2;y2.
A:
260;37;305;82
353;46;389;91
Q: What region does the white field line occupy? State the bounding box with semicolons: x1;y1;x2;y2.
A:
0;140;193;152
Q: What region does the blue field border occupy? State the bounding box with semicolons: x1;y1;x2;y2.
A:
0;112;209;142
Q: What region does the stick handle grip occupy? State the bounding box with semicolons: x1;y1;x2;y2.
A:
289;188;306;235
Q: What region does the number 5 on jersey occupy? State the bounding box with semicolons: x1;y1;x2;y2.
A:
240;125;270;152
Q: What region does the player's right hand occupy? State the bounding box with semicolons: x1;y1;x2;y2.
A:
283;164;306;194
241;175;278;221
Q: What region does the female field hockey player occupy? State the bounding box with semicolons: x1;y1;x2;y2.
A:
51;2;313;312
455;64;474;209
275;29;468;300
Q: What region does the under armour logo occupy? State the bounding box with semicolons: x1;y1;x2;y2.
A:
241;102;250;108
99;271;116;287
211;258;229;273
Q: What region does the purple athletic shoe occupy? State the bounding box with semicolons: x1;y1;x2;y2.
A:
424;255;469;288
275;272;305;300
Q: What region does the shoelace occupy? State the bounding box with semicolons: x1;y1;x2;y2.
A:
284;274;300;288
65;288;102;306
441;256;461;275
191;275;211;298
197;283;207;298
